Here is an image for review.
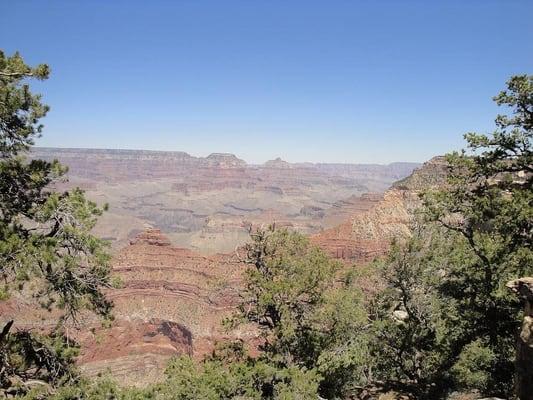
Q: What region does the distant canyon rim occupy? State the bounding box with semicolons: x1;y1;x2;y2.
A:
31;147;420;255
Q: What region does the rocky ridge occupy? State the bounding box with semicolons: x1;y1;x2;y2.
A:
30;147;419;254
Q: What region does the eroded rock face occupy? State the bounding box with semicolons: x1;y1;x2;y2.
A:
311;190;413;261
0;228;251;386
506;277;533;400
129;228;171;246
77;319;193;386
30;147;419;253
263;157;292;169
312;157;448;262
69;228;254;385
109;228;247;337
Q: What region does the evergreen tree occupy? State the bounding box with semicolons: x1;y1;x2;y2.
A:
0;50;112;396
235;226;373;398
424;74;532;396
375;75;532;398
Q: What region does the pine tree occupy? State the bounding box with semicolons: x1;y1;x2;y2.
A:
423;75;532;396
0;50;112;396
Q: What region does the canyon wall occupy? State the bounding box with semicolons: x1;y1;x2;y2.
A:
312;156;448;262
30;147;419;254
2;150;448;386
76;228;252;385
72;156;446;385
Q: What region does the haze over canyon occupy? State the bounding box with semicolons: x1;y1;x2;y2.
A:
31;147;419;254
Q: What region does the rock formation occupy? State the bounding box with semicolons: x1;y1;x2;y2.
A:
263;157;292;169
311;190;412;261
0;228;251;386
77;319;193;386
72;228;252;385
312;157;448;262
506;277;533;400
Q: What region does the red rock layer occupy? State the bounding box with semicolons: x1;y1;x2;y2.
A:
312;157;448;262
73;228;252;385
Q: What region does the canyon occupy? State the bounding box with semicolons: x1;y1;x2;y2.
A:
4;149;450;386
31;147;419;254
78;156;445;385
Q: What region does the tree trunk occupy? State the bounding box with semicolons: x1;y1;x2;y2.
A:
506;278;533;400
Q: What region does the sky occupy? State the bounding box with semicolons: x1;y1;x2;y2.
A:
1;1;532;164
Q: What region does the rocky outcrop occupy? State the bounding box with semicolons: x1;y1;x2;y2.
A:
109;229;245;336
506;277;533;400
311;190;413;261
205;153;247;168
392;156;448;191
77;319;193;386
130;228;171;246
312;157;448;262
263;157;292;169
69;229;252;385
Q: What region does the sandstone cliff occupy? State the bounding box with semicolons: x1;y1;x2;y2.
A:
312;157;448;262
75;228;252;385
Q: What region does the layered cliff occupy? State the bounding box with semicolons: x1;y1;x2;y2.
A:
0;157;445;387
91;156;446;383
312;157;448;262
75;228;251;385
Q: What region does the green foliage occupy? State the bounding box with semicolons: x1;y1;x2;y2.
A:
374;74;532;399
0;327;80;398
239;227;340;365
371;226;446;388
151;355;320;399
370;224;489;397
0;50;50;156
32;353;320;400
22;377;147;400
424;75;532;397
0;50;112;395
450;339;496;392
235;226;373;398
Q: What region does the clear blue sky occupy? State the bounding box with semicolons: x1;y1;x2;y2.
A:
1;1;532;164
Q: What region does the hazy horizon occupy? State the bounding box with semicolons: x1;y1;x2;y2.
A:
32;145;422;165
